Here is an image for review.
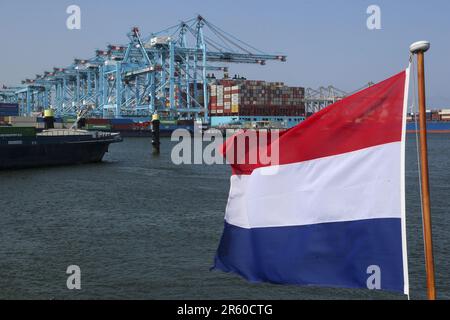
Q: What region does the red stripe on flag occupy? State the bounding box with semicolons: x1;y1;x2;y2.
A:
222;71;407;175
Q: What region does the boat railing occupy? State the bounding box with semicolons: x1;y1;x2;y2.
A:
38;129;93;137
37;129;118;139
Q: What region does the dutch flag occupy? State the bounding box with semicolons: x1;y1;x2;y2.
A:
213;70;410;295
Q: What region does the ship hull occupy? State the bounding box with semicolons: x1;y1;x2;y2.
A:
0;140;113;170
112;128;193;138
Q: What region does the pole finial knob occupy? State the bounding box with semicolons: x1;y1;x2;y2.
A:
410;41;430;54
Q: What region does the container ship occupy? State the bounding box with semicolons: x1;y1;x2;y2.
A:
0;110;122;170
208;79;306;129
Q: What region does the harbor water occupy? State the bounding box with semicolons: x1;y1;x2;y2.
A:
0;134;449;300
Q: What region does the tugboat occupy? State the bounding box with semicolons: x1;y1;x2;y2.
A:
0;109;122;170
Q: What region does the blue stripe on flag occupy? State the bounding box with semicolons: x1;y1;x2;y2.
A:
213;218;404;293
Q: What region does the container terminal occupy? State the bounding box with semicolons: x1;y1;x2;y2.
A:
1;15;449;134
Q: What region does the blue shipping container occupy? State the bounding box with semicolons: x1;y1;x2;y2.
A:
110;118;135;125
0;103;19;116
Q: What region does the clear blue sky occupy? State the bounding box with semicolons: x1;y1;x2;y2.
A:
0;0;449;107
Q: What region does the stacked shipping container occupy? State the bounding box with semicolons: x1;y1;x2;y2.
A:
217;84;224;114
208;80;305;117
440;109;450;121
210;85;217;115
0;103;19;117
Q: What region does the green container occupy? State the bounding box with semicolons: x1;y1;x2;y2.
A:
0;126;36;137
160;120;177;125
63;118;77;123
86;124;111;130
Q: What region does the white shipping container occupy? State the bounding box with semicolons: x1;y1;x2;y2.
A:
8;116;37;123
210;85;217;97
149;36;172;46
12;123;38;128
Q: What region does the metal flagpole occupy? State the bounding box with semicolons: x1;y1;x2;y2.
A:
409;41;436;300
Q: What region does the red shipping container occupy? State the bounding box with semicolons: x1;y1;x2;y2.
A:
112;123;136;130
87;118;111;125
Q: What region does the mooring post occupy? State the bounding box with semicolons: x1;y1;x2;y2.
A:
44;108;55;129
152;113;160;155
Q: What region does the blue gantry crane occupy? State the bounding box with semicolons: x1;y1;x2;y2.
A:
9;15;287;123
0;85;19;104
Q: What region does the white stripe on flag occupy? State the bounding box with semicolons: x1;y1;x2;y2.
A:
225;142;402;229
